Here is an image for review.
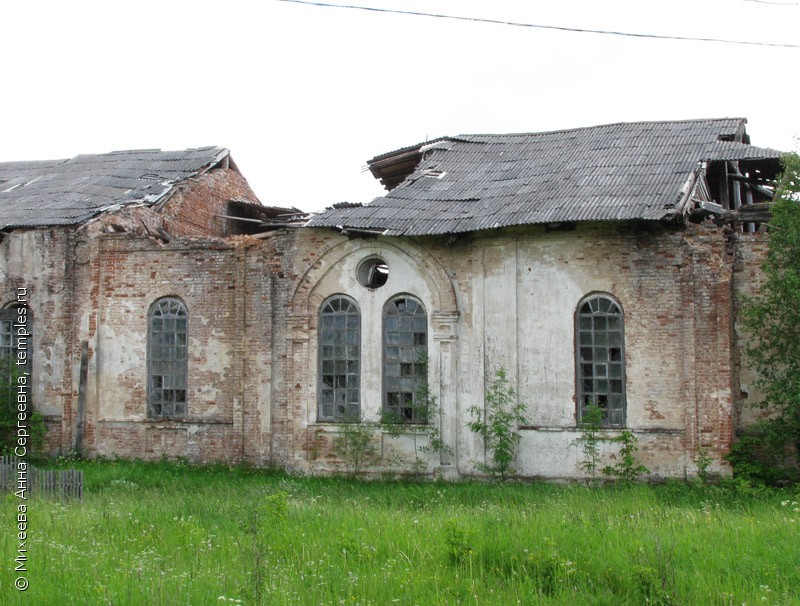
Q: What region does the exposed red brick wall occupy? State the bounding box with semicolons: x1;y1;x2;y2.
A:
78;227;300;465
4;207;764;477
159;166;260;238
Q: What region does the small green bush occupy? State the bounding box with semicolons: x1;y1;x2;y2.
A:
0;357;45;456
724;436;795;486
331;417;376;476
443;518;474;567
576;403;605;478
603;430;649;481
468;368;528;479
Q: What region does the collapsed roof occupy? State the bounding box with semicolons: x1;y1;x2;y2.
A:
308;118;784;236
0;146;247;229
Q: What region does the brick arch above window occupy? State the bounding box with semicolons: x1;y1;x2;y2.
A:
289;238;458;318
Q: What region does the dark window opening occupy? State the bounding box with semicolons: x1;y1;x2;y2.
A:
0;304;32;384
357;258;389;289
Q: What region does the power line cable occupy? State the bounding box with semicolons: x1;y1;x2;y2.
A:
275;0;800;49
740;0;800;6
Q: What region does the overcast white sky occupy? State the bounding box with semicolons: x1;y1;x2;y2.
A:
2;0;798;212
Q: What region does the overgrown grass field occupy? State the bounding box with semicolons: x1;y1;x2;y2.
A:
2;459;799;605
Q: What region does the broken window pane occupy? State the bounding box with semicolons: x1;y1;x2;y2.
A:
384;296;428;424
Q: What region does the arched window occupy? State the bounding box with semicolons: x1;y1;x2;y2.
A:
148;298;188;418
383;296;427;423
576;294;625;427
0;303;31;380
318;295;360;421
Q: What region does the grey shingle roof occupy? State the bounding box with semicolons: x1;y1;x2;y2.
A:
308;118;783;236
0;146;230;228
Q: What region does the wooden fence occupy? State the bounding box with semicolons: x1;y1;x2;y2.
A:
0;455;83;500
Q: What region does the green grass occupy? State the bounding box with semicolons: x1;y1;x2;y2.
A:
2;458;800;605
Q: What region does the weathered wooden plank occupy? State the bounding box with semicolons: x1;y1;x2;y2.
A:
0;456;83;500
75;340;89;452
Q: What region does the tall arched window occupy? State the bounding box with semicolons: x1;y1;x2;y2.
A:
318;295;361;421
576;294;625;427
148;298;188;418
383;296;427;423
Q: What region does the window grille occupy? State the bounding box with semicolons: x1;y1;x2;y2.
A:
148;298;188;418
0;305;30;381
383;296;428;423
576;294;625;427
318;296;361;421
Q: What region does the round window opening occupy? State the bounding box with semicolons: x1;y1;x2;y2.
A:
357;257;389;289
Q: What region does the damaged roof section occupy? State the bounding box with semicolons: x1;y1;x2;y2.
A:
308;118;783;236
0;146;233;229
222;199;307;235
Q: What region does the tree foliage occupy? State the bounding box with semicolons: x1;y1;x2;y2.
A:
331;417;376;476
468;368;528;480
0;356;45;456
0;356;19;452
742;152;800;469
602;430;649;482
576;404;604;478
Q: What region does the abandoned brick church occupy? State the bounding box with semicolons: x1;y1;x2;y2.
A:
0;118;784;478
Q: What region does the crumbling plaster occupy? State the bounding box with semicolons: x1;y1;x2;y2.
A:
278;220;744;479
1;179;767;479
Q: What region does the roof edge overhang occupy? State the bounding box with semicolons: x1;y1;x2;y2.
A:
366;137;453;190
308;212;687;239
